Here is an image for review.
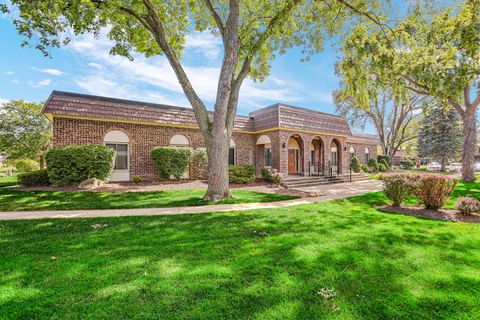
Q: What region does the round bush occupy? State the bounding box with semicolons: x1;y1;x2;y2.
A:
382;173;415;207
415;174;457;210
229;164;256;184
360;164;368;173
17;169;50;186
368;158;378;172
378;163;388;172
16;159;40;172
151;147;192;180
350;156;361;173
45;145;115;185
191;148;208;179
261;167;283;186
456;197;480;215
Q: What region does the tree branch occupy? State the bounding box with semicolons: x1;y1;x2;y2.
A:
205;0;225;41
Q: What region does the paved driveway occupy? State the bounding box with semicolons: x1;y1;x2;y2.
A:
0;180;383;220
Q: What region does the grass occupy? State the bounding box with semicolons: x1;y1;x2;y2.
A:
0;189;298;211
1;191;480;319
0;173;18;188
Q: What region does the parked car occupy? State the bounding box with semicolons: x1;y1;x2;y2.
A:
449;162;462;172
426;162;441;171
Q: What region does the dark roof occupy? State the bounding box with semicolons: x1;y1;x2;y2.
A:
43;91;253;131
347;132;380;145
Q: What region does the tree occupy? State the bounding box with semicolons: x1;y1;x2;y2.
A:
337;1;480;181
417;106;463;171
334;88;426;165
0;100;52;168
2;0;388;200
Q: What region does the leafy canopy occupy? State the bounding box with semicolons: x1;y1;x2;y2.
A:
2;0;383;82
0;100;52;162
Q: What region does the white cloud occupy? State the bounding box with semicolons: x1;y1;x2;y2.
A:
65;29;302;111
10;79;19;84
5;71;14;75
28;79;52;87
32;67;66;76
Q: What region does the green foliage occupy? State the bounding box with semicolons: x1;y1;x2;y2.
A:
17;169;50;186
151;147;192;181
360;164;369;173
132;176;142;184
0;100;51;163
378;163;388;172
377;155;390;165
15;159;40;172
382;173;415;207
350;156;361;173
417;107;463;165
400;159;415;170
368;158;378;172
191;148;208;179
379;158;389;169
261;167;283;186
45;145;115;185
416;174;457;210
229;165;256;184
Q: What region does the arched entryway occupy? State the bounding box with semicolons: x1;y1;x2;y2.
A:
330;139;342;174
104;130;130;182
288;135;304;175
310;136;324;175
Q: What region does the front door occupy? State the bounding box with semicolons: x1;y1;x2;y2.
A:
288;149;297;174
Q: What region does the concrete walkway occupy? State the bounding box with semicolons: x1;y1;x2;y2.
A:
0;180;382;221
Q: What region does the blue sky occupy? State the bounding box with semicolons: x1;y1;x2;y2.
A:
0;15;364;131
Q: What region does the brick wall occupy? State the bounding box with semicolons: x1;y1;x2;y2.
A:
53;117;255;180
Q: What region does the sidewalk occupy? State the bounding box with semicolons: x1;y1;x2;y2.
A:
0;180;382;221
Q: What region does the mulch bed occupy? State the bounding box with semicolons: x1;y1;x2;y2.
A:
377;205;480;224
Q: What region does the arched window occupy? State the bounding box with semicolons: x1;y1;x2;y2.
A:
365;148;370;163
331;145;338;165
104;130;130;181
170;134;189;147
349;146;355;160
104;130;129;171
256;135;272;167
229;139;236;165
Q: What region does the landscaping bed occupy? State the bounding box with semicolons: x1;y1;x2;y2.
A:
378;205;480;223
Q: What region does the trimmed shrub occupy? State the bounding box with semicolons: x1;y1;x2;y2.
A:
360;164;368;173
229;164;256;184
151;147;192;180
416;174;457;210
191;148;208;179
377;155;390;165
382;173;416;207
378;163;388;172
400;159;415;170
17;169;50;186
132;175;142;183
350;156;361;173
16;159;40;172
379;158;390;170
456;197;480;215
46;145;115;185
368;158;378;172
261;167;283;186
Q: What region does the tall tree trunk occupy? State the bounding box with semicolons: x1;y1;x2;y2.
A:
204;132;231;201
461;110;477;181
440;155;446;172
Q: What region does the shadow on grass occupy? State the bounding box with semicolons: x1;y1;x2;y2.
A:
1;197;479;319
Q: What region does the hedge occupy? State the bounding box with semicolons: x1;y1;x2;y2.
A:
16;159;40;172
350;156;361;173
229;164;256;184
151;147;192;180
191;148;208;179
377;155;390;165
45;145;115;185
17;169;50;186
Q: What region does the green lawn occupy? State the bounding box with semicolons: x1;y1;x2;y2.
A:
1;191;480;319
0;173;18;188
0;189;298;211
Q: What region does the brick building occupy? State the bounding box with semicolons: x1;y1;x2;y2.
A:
43;91;379;181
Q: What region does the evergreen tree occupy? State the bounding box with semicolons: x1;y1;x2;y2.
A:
417;107;463;171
